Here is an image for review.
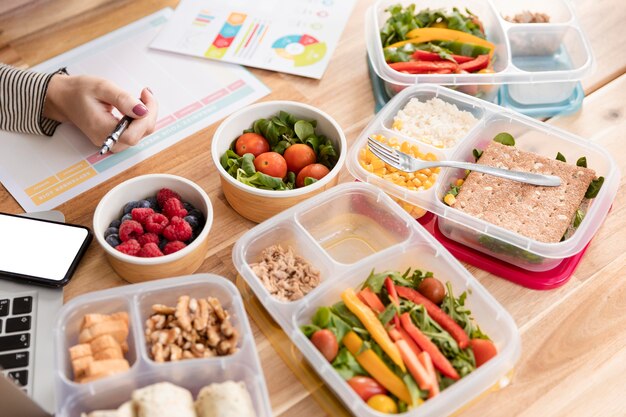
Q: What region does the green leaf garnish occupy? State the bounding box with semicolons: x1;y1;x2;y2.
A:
576;156;587;168
493;132;515;146
556;152;566;162
585;177;604;199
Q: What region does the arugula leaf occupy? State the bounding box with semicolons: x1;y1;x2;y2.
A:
285;172;296;189
378;303;398;326
304;177;318;186
448;184;461;197
585;176;604;199
576;156;587;168
441;282;489;340
331;301;365;333
556;152;566;162
300;324;320;338
332;348;366;380
493;132;515;146
312;306;332;328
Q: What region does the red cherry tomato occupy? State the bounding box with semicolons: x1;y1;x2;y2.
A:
417;277;446;305
469;339;497;367
347;376;388;402
310;329;338;362
283;144;316;174
235;133;270;157
296;163;330;188
254;152;287;179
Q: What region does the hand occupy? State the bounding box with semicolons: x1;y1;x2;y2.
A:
43;74;158;153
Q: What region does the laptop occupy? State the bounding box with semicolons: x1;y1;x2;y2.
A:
0;210;65;414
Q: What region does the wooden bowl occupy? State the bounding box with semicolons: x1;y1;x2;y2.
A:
93;174;213;283
211;101;347;223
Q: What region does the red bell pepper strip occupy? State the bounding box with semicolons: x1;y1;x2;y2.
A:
400;313;460;380
388;327;433;391
358;287;386;314
389;60;458;74
383;277;402;328
458;54;490;73
412;50;473;64
418;352;440;398
395;285;470;349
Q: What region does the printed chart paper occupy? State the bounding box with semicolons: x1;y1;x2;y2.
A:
0;9;269;212
150;0;356;79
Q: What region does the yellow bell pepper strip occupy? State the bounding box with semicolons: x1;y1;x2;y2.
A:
341;288;406;372
343;331;412;405
386;28;495;57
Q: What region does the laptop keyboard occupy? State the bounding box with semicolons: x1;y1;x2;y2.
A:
0;294;34;394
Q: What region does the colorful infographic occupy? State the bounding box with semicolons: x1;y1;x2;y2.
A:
151;0;356;79
205;12;246;59
271;34;327;67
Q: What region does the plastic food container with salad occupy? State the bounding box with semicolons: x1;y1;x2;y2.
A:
347;84;620;273
233;182;521;416
53;274;272;417
366;0;594;111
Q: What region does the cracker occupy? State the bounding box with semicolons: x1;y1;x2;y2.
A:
452;142;596;243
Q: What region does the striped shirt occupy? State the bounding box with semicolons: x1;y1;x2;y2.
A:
0;63;65;136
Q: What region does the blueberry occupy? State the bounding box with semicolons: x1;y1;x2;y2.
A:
123;201;141;214
121;213;133;223
158;238;168;251
146;197;158;210
188;209;204;221
105;234;121;247
183;202;194;212
137;199;151;209
109;219;121;228
104;227;118;238
184;215;199;230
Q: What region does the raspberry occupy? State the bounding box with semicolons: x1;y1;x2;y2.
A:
163;241;187;255
138;233;159;247
137;242;164;257
119;220;143;242
145;213;169;234
116;239;141;256
157;188;181;208
163;217;192;242
131;208;155;225
162;197;188;219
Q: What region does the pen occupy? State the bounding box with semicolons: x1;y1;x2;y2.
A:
99;116;133;155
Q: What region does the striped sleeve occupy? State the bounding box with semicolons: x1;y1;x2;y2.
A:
0;63;66;136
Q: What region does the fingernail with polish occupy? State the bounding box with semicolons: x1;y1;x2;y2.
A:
133;104;148;116
146;87;153;95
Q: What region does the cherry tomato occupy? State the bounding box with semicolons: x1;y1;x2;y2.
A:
310;329;338;362
366;394;398;414
296;163;330;188
283;144;316;174
470;339;497;367
347;376;387;401
418;277;446;305
235;133;270;157
254;152;287;179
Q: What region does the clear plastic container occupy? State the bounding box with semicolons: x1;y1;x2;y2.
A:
233;182;521;417
346;84;620;272
366;0;594;106
53;274;272;417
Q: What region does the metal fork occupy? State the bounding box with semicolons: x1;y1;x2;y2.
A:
367;137;561;187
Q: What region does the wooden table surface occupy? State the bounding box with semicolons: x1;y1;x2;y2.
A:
1;1;625;416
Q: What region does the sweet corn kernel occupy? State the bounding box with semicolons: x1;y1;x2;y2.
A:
416;173;428;182
388;137;398;146
400;141;411;153
444;193;456;206
374;168;386;176
371;158;386;169
456;178;464;186
364;164;374;172
392;120;403;130
423;180;433;189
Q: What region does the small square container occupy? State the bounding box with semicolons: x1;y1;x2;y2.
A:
233;182;521;417
347;84;620;272
366;0;594;108
53;274;272;417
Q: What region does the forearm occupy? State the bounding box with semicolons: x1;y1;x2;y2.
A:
0;63;65;136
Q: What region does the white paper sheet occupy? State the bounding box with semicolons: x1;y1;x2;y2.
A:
150;0;356;79
0;8;270;212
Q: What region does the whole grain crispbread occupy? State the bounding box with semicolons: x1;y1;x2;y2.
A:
452;141;596;243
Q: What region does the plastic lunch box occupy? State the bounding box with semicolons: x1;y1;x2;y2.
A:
233;182;521;417
346;84;620;272
366;0;594;109
53;274;272;417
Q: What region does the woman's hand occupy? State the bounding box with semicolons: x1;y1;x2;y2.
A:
43;74;158;152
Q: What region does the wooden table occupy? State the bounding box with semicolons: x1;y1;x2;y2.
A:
1;1;625;416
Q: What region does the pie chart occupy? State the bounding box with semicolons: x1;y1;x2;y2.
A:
271;34;327;67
